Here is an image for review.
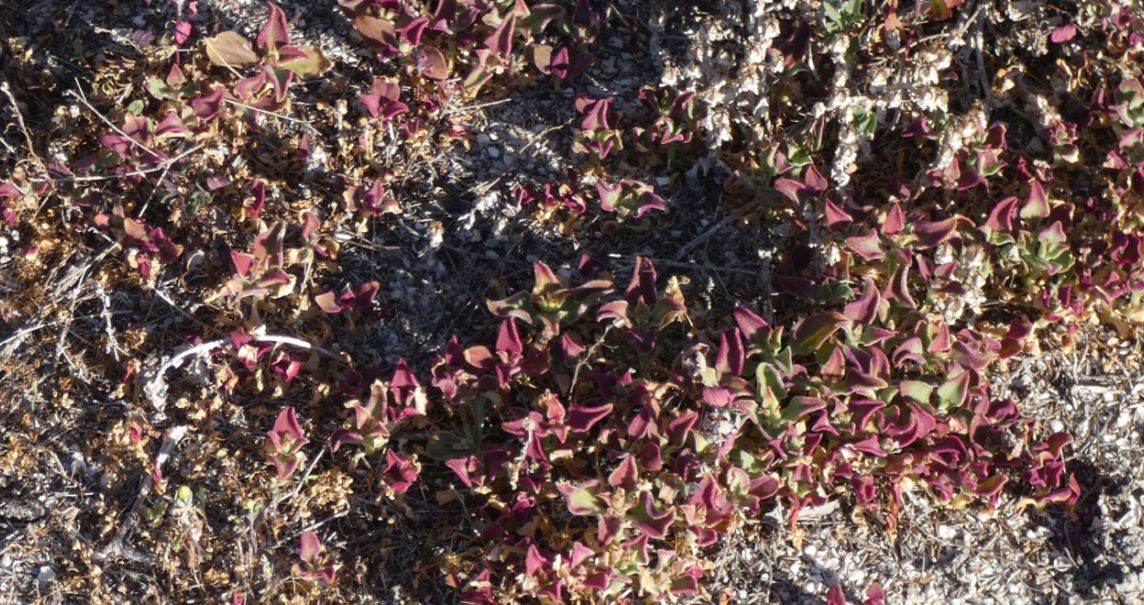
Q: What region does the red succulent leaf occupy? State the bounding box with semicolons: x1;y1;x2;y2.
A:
631;492;674;539
783;396;827;422
550;46;571;79
607;455;638;490
824;199;853;230
850;435;887;457
1021;180;1051;220
715;329;745;377
400;17;429;46
638;442;663;472
884;202;906;235
272;406;306;442
496;318;524;358
913;217;961;248
484;12;515;55
665;410;699;446
192;86;225;121
257;4;291;50
381;450;420;493
883;262;917;309
985;196;1020;233
733;309;772;348
792;312;850;351
204;31;259;68
1050;23;1077;43
567;403;612;433
843;277;883;324
174;19;193;45
846;232;884;261
299;530;321;564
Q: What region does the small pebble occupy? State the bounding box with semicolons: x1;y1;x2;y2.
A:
488;147;501;159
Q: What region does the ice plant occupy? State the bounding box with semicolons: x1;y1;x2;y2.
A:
266;407;308;482
293;531;336;584
203;3;331;109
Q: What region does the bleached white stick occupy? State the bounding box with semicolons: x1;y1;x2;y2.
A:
144;334;341;412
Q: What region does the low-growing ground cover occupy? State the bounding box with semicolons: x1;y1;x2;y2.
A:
1;0;1142;603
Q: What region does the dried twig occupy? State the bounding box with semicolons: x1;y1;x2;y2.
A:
672;215;735;261
0;78;47;174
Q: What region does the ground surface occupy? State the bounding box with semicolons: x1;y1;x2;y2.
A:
1;0;1143;604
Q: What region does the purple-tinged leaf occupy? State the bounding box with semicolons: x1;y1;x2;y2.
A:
595;180;621;212
400;17;429;46
273;406;305;441
843;277;883;324
638;442;663;472
559;481;604;515
192;86;225;121
257;3;291;50
1050;23;1077;43
846;232;884;261
1020;180;1050;220
484;12;515;55
715;329;745;377
850;435;887;457
607;455;638;490
624;256;658;306
496;318;523;358
666;410;699;447
155;113;188;138
634;188;667;218
902;118;934;139
883;262;916;309
567;403;612;433
328;428;364;452
974;474;1008;499
299;531;321;564
866;583;886;605
792;312;850;351
631;492;674;539
985;196;1019;233
1038;221;1069;259
381;450;420;493
824;199;852;230
359;77;408;121
733;307;770;342
849;399;885;430
884;202;906;235
549;46;571;79
913;217;961;248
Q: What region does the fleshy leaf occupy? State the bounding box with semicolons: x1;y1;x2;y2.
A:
258;4;292;50
560;481;604;515
278;45;331;77
204;31;260;68
792;312;850;352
